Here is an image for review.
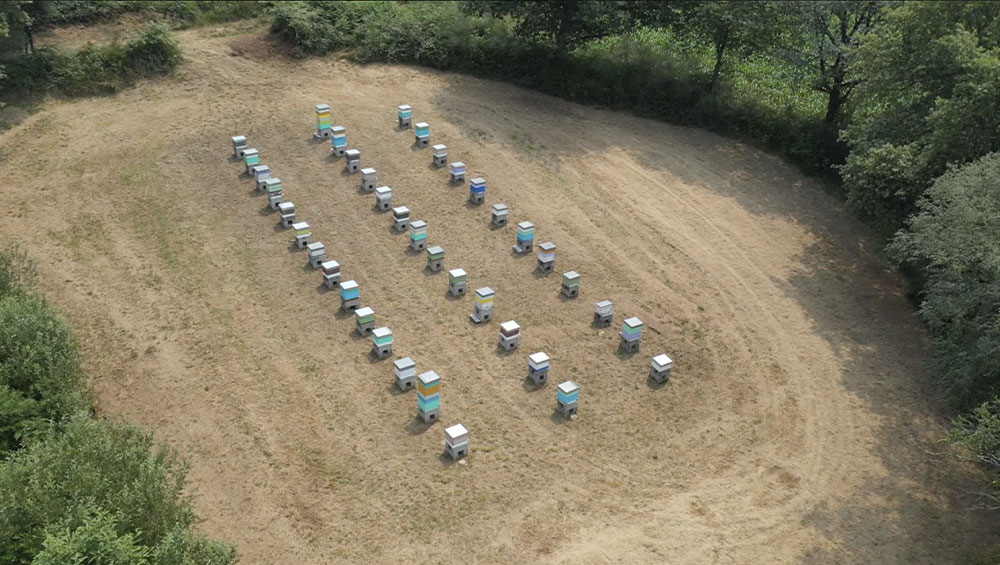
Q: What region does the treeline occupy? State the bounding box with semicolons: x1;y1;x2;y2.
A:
0;244;237;564
0;1;259;101
266;1;1000;498
268;1;838;174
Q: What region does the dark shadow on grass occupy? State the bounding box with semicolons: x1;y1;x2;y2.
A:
405;416;434;436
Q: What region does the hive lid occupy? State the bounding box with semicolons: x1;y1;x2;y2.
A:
517;221;534;230
375;186;392;195
445;423;468;441
354;306;374;318
372;327;392;339
427;245;444;255
232;135;247;143
244;148;258;155
341;280;358;290
252;164;270;172
361;167;376;175
539;242;557;252
415;122;429;128
557;380;580;394
292;222;309;231
432;144;447;151
398;104;412;111
595;300;612;309
345;149;360;157
315;103;330;112
491;203;509;213
320;260;340;270
471;177;486;185
264;177;281;186
529;351;550;365
306;241;324;250
450;161;466;169
392;206;410;216
475;287;495;298
624;316;643;328
393;357;415;370
652;354;673;368
277;202;294;212
500;320;520;333
410;220;427;230
332;125;345;133
418;370;440;385
563;270;580;280
449;268;467;278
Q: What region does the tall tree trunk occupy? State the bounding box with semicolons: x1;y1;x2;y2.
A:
709;33;728;94
824;84;843;124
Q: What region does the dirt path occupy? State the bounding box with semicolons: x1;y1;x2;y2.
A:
1;25;996;563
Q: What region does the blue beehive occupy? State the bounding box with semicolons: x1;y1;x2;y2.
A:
469;177;486;204
331;125;347;155
417;370;441;422
557;380;580;418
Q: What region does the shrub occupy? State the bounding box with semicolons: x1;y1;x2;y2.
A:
120;21;182;76
0;242;36;297
0;293;88;454
26;1;261;27
12;22;183;97
890;153;1000;410
0;417;237;564
266;2;832;175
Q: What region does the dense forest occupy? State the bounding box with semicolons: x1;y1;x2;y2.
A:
1;0;999;561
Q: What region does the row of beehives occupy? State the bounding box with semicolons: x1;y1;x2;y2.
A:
224;104;673;461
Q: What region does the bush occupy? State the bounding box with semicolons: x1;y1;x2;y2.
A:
890;153;1000;410
120;21;183;76
26;1;262;27
1;23;183;97
0;242;36;298
266;2;833;175
0;293;88;454
951;398;1000;502
0;417;236;564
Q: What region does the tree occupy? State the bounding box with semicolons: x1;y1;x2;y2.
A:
841;1;1000;233
795;1;883;124
463;1;635;54
677;1;790;94
0;293;88;455
889;152;1000;410
0;1;30;83
0;417;236;564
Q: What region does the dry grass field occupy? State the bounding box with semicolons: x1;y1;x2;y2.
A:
1;24;997;563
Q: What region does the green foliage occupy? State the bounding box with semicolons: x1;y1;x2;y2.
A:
951;397;1000;502
25;1;261;26
792;1;883;125
463;1;633;53
890;153;1000;410
1;22;182;97
26;1;146;25
0;242;36;297
675;0;794;94
0;417;237;564
33;510;151;565
119;21;183;75
0;240;236;562
0;293;88;454
268;1;832;173
842;1;1000;233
